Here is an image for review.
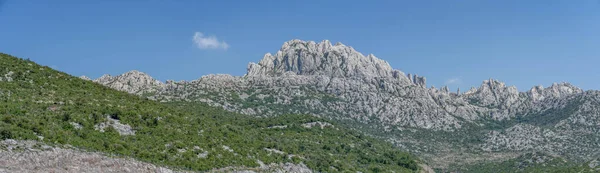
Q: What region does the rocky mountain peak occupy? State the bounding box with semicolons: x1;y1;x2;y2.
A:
464;87;478;95
528;82;582;101
462;78;520;108
122;70;145;76
97;74;112;80
482;78;506;90
246;39;415;83
93;70;164;94
477;79;519;94
79;75;91;81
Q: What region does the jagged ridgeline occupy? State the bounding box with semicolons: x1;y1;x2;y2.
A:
0;53;421;172
92;39;600;172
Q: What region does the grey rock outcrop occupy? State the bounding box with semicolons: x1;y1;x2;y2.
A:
407;73;426;88
1;139;316;173
0;71;14;82
94;116;136;135
94;70;164;95
301;121;333;129
79;75;91;81
211;162;312;173
0;140;176;173
528;82;583;102
246;40;405;80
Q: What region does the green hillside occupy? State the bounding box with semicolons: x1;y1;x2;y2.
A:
0;53;419;172
451;152;596;173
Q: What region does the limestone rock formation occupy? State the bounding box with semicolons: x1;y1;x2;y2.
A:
94;116;136;135
528;82;583;102
94;70;164;95
0;139;176;173
246;40;404;80
79;75;91;81
1;139;314;173
407;73;426;88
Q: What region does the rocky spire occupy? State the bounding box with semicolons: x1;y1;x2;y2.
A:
407;73;426;88
441;86;449;94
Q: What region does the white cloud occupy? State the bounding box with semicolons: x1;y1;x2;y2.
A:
445;77;462;85
192;32;229;50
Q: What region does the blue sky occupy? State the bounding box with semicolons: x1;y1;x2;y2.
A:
1;1;599;91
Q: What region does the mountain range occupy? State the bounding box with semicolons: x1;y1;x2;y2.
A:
0;52;422;172
89;39;600;172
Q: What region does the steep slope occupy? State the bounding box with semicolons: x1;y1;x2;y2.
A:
0;53;421;172
93;39;600;171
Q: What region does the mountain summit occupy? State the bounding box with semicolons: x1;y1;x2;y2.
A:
246;39;426;87
248;40;398;78
94;70;165;95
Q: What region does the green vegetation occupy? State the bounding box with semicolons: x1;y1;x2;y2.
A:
0;53;419;172
452;152;596;173
516;100;582;128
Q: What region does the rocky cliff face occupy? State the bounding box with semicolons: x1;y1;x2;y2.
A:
92;39;600;169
